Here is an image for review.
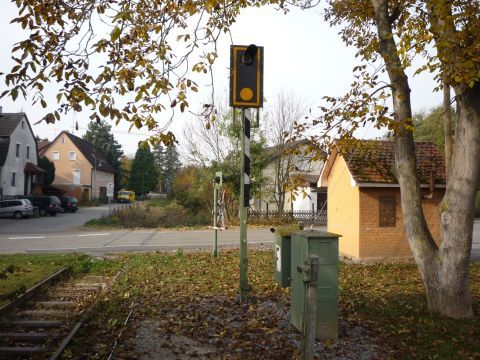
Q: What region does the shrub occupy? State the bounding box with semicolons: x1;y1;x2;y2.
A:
81;191;90;206
85;216;121;227
86;202;210;228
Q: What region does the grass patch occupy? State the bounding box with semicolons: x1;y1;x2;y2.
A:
64;251;480;359
0;253;122;306
4;251;477;357
85;200;210;229
339;262;480;359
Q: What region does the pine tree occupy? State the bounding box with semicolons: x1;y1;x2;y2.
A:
130;144;158;196
154;143;181;197
83;120;124;191
38;156;55;185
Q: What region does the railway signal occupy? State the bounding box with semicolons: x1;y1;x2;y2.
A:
229;44;264;302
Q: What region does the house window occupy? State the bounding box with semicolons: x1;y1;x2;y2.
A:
26;145;30;159
61;136;65;144
21;121;24;129
379;196;396;227
69;151;76;161
16;144;20;157
52;151;60;161
73;169;81;185
11;172;16;187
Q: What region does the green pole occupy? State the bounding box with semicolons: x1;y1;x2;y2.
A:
213;185;218;257
239;108;249;301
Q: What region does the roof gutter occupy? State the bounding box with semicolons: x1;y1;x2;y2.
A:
355;182;446;188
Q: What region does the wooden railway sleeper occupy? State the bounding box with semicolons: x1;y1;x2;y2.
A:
0;269;118;359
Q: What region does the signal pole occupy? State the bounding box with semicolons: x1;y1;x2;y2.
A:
212;172;222;257
229;44;263;303
213;184;219;257
239;109;250;300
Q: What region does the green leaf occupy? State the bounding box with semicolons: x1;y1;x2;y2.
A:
110;26;122;42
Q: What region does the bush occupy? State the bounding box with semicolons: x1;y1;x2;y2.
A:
81;191;90;206
146;198;171;208
85;216;121;227
86;202;210;228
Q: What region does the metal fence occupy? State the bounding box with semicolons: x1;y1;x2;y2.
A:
248;209;327;226
107;202;133;215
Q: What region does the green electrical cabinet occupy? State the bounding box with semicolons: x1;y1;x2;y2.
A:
290;230;340;340
274;232;292;288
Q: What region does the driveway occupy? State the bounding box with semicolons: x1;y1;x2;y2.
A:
0;204;110;234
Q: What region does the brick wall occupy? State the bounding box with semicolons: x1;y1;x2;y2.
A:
327;156;360;259
358;187;444;261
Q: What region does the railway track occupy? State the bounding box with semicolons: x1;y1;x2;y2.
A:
0;268;117;359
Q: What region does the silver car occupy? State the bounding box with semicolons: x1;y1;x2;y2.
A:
0;199;34;219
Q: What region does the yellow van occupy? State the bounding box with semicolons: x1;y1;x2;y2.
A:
117;190;136;203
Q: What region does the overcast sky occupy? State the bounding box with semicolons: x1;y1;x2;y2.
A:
0;3;442;156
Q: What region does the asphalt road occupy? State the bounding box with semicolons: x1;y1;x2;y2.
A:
0;204;111;234
0;228;275;254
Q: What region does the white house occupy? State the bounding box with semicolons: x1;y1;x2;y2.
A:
0;111;44;198
253;140;325;212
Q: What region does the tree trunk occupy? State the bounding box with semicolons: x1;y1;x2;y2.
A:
372;0;477;318
443;82;453;179
432;82;480;317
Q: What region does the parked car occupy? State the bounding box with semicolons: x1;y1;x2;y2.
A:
0;199;34;219
61;196;79;212
27;196;63;216
117;190;136;203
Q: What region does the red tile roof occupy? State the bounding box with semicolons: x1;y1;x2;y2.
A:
339;140;446;185
37;140;50;153
24;162;46;173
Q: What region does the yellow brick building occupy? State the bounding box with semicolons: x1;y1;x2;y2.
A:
319;140;445;262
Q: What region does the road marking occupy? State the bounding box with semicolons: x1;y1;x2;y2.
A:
9;236;46;240
141;230;157;246
25;240;275;253
137;240;275;247
77;233;111;237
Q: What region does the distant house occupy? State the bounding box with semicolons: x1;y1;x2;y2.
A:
253;140;325;212
42;131;115;200
0;111;44;198
37;139;51;157
320;140;445;262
